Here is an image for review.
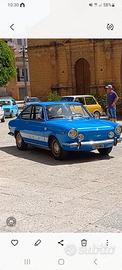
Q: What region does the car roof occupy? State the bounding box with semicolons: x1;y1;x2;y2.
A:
27;97;39;99
0;97;14;100
0;99;12;101
25;101;81;106
62;95;94;98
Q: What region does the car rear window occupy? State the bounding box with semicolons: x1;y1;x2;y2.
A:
26;97;40;103
61;97;74;102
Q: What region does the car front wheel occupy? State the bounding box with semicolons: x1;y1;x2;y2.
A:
98;147;112;156
50;138;66;160
16;132;27;150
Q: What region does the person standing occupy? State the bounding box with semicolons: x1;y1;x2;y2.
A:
105;84;119;122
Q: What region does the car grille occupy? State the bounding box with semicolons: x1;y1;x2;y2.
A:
80;130;108;141
4;109;10;112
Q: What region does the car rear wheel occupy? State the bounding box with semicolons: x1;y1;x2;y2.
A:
50;138;66;160
94;111;100;119
98;147;112;156
1;117;5;122
16;132;27;150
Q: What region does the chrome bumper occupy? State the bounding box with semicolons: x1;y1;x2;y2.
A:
63;138;122;148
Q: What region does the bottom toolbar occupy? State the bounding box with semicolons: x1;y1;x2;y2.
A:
0;233;121;269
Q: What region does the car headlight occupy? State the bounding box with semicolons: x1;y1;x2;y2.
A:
68;129;78;139
108;131;114;139
115;125;121;135
78;133;85;141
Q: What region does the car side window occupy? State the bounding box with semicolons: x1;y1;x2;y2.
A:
21;106;33;120
75;98;85;105
34;105;44;121
85;97;97;105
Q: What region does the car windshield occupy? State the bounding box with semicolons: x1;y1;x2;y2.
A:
0;100;11;106
46;103;91;119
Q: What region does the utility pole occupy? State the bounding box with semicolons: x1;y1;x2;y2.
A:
22;44;28;95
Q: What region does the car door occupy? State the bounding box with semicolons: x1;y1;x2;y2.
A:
84;96;98;114
19;105;34;140
23;105;48;148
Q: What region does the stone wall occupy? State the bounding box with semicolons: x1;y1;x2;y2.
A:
28;39;122;100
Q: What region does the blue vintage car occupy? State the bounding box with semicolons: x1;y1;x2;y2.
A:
0;97;19;118
8;101;122;159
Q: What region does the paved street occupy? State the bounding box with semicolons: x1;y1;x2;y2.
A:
0;119;122;233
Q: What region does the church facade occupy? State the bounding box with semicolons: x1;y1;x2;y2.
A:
28;39;122;100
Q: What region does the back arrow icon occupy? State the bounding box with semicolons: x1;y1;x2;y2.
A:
94;259;98;265
10;24;14;31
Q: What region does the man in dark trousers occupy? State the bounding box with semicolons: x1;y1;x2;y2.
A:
105;84;119;122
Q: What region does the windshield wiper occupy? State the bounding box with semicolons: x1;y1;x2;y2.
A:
72;114;83;118
49;115;66;119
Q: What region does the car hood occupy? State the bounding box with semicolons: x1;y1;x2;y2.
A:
48;118;117;131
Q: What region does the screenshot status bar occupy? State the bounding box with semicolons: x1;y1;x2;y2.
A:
0;0;122;38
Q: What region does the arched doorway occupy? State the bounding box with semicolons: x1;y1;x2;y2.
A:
75;58;90;94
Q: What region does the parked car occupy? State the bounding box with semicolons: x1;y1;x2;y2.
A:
0;97;19;118
8;101;122;160
24;96;41;109
16;100;25;112
61;95;104;118
0;105;5;122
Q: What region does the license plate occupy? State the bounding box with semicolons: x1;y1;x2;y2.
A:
95;143;104;149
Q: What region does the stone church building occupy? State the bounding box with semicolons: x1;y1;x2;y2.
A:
28;39;122;100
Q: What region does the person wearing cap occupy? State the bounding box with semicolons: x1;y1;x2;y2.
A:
105;84;119;122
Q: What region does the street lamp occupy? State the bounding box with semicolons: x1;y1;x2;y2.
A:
22;45;28;95
19;41;28;96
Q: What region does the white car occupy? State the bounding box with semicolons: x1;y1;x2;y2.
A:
0;106;5;122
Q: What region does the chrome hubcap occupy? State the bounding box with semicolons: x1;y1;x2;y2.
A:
16;134;22;147
94;113;100;118
53;141;60;154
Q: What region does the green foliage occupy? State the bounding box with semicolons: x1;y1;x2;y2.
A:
48;91;61;101
94;94;107;109
0;40;16;87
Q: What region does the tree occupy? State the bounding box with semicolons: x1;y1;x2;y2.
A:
0;40;16;87
48;90;61;101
